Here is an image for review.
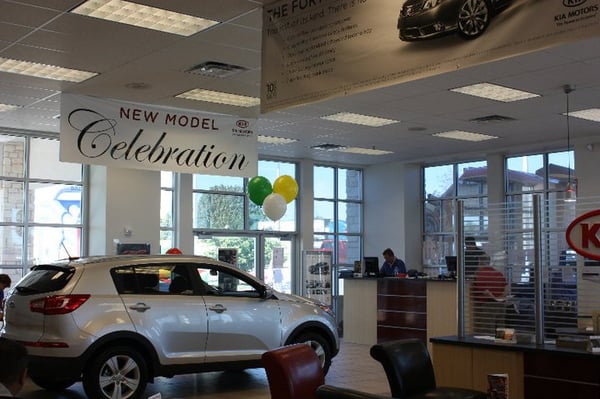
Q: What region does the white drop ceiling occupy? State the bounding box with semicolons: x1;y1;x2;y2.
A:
1;0;599;166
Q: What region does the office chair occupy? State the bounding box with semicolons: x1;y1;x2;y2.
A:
370;339;487;399
262;343;325;399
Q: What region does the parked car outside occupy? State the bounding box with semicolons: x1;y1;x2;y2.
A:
1;255;339;399
319;239;348;263
397;0;513;41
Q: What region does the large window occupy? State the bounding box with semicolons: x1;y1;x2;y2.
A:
191;160;297;233
0;134;84;278
313;165;363;265
422;160;487;268
505;150;576;278
189;160;298;292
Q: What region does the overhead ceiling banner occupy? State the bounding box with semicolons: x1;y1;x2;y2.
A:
60;94;258;177
261;0;600;113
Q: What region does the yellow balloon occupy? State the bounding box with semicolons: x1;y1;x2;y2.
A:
272;175;298;203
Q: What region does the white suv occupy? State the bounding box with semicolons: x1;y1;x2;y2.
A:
1;255;339;399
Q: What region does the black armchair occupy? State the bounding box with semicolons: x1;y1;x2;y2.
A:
370;339;487;399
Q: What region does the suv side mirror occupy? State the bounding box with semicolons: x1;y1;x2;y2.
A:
262;286;274;299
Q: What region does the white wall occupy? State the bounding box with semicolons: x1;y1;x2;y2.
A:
88;166;161;255
364;162;421;270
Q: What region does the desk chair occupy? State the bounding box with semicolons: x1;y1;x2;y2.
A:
262;343;325;399
370;339;487;399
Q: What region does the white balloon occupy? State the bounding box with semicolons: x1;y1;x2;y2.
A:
263;193;287;221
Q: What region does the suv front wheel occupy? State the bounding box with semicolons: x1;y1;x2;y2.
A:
290;332;332;374
83;345;148;399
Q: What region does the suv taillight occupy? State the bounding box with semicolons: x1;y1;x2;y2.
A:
30;294;90;315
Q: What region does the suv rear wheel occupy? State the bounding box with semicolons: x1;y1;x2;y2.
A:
83;345;148;399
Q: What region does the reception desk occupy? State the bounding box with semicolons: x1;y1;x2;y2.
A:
343;277;458;346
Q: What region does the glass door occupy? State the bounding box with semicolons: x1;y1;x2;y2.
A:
194;233;295;294
262;235;293;294
194;235;257;276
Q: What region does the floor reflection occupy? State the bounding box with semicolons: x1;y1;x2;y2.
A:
20;341;390;399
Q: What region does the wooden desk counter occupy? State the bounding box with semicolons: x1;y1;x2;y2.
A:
431;335;600;399
342;277;458;346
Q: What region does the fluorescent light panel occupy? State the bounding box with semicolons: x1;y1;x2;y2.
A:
0;103;19;112
433;130;498;142
321;112;399;127
258;135;298;144
176;89;260;107
451;83;539;102
0;57;97;82
71;0;218;36
336;146;393;155
568;108;600;122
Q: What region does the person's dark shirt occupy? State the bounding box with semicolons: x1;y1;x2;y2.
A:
380;258;406;276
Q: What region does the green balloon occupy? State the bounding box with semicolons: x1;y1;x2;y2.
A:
248;176;272;206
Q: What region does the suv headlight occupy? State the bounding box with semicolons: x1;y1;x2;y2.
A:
318;303;335;318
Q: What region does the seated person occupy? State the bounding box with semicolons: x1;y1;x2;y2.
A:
379;248;406;277
471;256;508;335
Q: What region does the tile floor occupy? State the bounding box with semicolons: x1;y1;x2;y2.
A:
19;340;391;399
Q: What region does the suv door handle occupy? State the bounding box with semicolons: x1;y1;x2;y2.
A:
129;302;151;312
208;304;227;313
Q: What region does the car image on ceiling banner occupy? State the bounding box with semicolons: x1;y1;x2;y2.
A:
261;0;600;113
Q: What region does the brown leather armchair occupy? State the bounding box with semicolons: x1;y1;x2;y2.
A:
370;339;488;399
262;343;325;399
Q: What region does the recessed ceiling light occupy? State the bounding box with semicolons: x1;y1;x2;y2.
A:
0;103;19;112
433;130;498;142
176;89;260;107
0;57;97;82
451;83;539;102
311;143;345;151
258;135;298;144
568;108;600;122
321;112;399;127
336;147;394;155
71;0;218;36
186;61;247;78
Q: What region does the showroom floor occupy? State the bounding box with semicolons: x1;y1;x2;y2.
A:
19;341;391;399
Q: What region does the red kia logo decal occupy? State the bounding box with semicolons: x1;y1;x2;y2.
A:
566;209;600;260
236;120;249;128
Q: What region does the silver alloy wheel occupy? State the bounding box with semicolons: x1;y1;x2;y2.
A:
98;354;141;399
304;339;326;368
457;0;490;38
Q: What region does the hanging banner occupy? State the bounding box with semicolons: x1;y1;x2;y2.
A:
261;0;600;112
60;94;257;177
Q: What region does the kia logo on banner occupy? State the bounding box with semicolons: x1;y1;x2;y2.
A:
566;209;600;261
563;0;587;7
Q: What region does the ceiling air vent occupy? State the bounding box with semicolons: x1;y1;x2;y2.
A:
470;114;516;123
186;61;247;78
311;143;345;151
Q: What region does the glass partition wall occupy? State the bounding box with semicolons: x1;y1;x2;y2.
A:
458;195;598;342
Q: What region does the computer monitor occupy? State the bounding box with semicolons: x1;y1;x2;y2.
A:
445;256;457;276
363;256;380;277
